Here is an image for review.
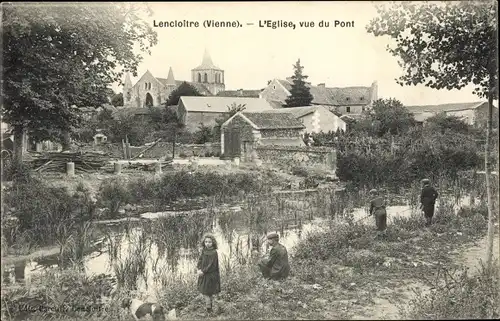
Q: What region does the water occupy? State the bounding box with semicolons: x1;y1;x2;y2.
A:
2;192;476;296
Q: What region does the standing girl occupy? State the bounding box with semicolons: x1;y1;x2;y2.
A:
369;189;387;238
196;233;221;314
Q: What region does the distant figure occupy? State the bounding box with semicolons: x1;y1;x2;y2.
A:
369;189;387;238
258;232;290;280
420;179;439;226
196;234;221;314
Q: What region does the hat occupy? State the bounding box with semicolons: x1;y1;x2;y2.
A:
421;178;430;184
266;232;279;240
369;189;378;195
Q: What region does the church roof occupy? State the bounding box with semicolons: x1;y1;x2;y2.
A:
192;49;221;70
275;79;373;106
155;78;213;96
165;67;176;85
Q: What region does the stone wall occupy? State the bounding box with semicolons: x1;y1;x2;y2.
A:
81;142;221;159
185;111;226;132
260;128;304;138
254;145;336;170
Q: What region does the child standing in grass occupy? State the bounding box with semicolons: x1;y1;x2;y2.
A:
369;189;387;238
196;233;221;314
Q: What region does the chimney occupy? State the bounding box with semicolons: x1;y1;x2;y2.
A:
317;83;325;87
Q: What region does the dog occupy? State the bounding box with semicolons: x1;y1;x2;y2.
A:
122;298;167;321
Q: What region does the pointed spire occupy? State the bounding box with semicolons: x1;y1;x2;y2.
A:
124;72;132;88
193;48;220;70
166;67;176;85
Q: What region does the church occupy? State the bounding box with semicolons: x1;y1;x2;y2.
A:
122;50;225;108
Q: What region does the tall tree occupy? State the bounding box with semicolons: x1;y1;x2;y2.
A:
284;59;314;107
166;81;203;106
2;3;158;164
369;98;416;136
367;1;498;267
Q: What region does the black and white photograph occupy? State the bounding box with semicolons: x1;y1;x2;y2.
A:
1;1;499;320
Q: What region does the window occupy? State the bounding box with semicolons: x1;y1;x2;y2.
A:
362;106;365;112
145;83;147;90
273;85;276;90
204;73;208;83
360;97;364;101
346;97;350;101
346;107;351;113
198;73;202;82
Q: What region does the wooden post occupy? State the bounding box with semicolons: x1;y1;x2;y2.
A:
122;139;127;159
66;162;75;176
155;161;162;174
114;162;122;175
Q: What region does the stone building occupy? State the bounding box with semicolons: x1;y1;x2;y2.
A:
122;50;225;108
260;78;378;114
220;111;306;160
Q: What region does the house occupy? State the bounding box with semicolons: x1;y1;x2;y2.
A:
216;89;263;98
122;49;225;108
406;101;498;127
259;78;378;114
261;105;346;133
220;111;306;160
177;96;276;132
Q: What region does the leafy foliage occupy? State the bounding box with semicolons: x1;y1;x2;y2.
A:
2;3;157;148
166;81;203;106
366;1;498;99
284;59;314;107
111;93;124;107
368;98;416;136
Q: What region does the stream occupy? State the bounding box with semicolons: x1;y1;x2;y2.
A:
2;190;475;298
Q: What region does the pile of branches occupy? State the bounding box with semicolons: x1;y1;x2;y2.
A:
124;160;173;171
26;151;111;173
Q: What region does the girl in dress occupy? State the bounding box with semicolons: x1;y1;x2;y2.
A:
196;233;221;314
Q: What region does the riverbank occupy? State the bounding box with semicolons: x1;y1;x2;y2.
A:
1;203;497;320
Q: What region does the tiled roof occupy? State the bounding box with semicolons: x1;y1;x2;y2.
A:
241;112;306;130
277;79;372;106
262;106;319;118
406;101;488;113
216;90;262;98
179;97;273;113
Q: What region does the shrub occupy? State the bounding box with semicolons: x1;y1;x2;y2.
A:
97;178;131;219
402;262;500;319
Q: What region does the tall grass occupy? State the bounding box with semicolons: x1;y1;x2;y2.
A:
401;261;500;319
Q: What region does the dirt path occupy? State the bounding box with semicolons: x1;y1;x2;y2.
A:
350;232;499;320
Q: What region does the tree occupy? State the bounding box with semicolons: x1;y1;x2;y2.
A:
367;1;498;267
426;113;473;135
284;59;314;107
369;98;416;136
111;93;124;107
2;3;158;165
166;81;202;106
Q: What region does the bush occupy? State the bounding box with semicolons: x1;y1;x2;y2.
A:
402;262;500;319
2;176;95;247
1;267;115;320
97;178;131;219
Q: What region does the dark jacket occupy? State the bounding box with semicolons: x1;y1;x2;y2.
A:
369;196;387;216
197;248;221;295
266;243;290;280
420;186;439;207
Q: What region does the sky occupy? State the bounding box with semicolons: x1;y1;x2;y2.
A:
112;1;490;106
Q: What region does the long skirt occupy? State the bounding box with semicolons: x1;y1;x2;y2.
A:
374;211;387;231
423;204;435;218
